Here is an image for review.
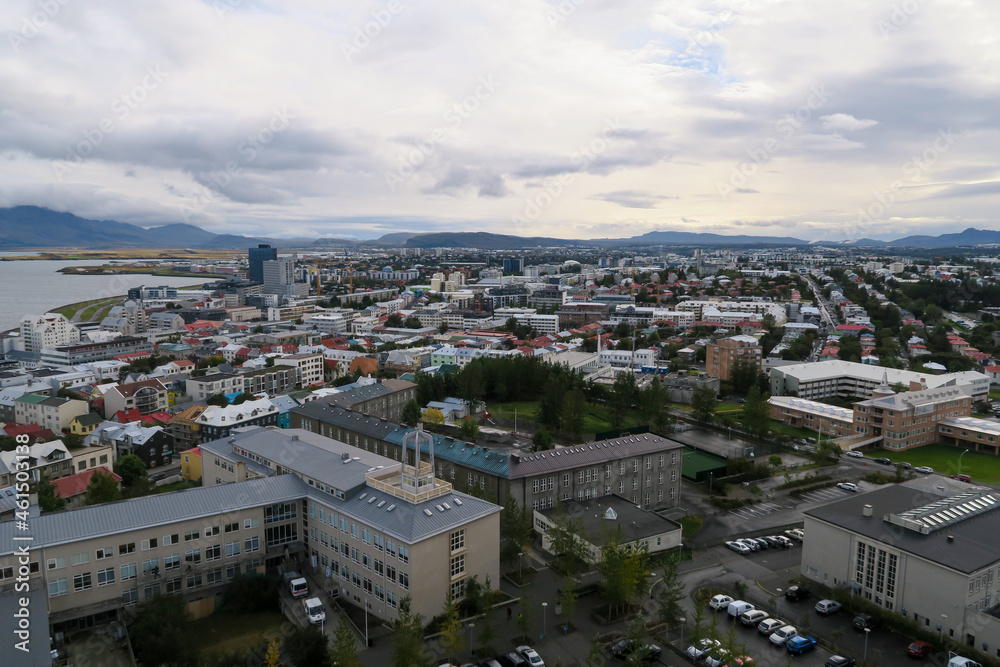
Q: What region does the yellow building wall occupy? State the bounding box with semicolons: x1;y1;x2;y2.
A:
181;450;203;482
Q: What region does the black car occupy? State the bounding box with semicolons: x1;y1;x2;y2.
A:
826;656;856;667
873;457;893;465
498;654;528;667
785;586;810;602
853;614;879;630
611;639;661;663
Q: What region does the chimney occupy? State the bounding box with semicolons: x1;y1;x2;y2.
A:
862;504;873;517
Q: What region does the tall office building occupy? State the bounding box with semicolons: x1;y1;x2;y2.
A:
248;244;277;283
502;257;523;275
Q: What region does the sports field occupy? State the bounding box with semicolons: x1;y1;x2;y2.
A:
868;444;1000;484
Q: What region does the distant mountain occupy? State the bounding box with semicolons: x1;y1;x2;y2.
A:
886;228;1000;248
363;232;418;246
591;230;808;246
404;232;585;249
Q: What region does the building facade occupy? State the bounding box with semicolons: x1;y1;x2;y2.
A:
706;335;762;381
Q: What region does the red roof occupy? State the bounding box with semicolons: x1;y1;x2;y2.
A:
52;467;121;500
2;424;56;440
114;409;143;423
985;366;1000;373
144;411;173;424
173;360;196;368
113;352;152;362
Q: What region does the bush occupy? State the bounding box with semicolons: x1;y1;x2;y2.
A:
788;481;840;498
709;497;756;510
777;474;833;490
222;574;278;613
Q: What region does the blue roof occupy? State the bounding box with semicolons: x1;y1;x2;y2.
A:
384;430;511;477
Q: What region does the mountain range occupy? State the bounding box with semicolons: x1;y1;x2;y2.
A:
0;206;997;250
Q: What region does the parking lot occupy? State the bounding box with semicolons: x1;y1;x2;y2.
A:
728;502;784;521
796;487;854;504
691;608;842;667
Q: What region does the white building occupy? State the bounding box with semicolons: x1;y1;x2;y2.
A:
19;313;80;353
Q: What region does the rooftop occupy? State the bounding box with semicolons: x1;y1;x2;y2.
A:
538;494;681;545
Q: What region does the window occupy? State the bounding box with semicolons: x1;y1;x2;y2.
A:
95;548;113;561
119;542;136;555
204;526;220;537
364;577;373;594
163;534;179;546
226;541;240;558
386;565;396;582
206;568;223;585
206;545;221;562
47;557;65;570
245;536;260;553
184;530;200;542
186;573;202;589
373;534;383;551
265;524;298;548
121;563;137;581
450;530;465;552
351;523;359;539
399;572;409;589
142;558;159;574
225;522;239;533
144;583;160;599
399;546;409;563
450;578;466;600
122;588;139;605
185;549;201;564
226;564;240;579
375;559;384;576
49;578;68;597
164;554;180;570
141;538;158;551
451;555;465;577
97;567;115;586
244;518;258;530
385;539;396;557
74;572;92;591
362;529;370;545
166;578;182;594
264;502;297;524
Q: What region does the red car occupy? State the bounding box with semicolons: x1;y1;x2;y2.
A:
907;641;932;658
952;474;972;482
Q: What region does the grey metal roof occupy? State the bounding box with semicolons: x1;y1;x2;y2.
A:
0;588;51;665
804;480;1000;574
538;494;681;545
321;383;394;407
291;402;400;440
0;474;307;557
506;434;683;479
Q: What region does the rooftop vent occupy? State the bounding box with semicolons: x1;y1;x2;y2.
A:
423;509;433;516
947;535;955;542
387;504;396;512
453;498;463;506
862;504;873;517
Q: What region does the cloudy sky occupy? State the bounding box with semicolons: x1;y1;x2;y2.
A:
1;0;998;242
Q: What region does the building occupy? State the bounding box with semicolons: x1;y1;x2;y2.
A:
67;412;104;437
50;467;122;509
768;396;855;439
801;479;1000;655
555;303;609;328
248;244;278;283
502;257;523;275
706;335;762;381
180;447;203;482
101;379;170;418
168;405;208;451
184;368;297;401
99;301;149;336
274;353;325;388
19;313;81;353
39;337;154;366
938;418;1000;454
308;378;417;422
87;422;173;469
853;382;972;450
263;258;308;298
14;394;89;432
534;494;682;561
197;398;280;441
289;403;684;510
0;439;74;486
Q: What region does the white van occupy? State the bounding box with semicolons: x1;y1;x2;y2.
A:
289;577;309;599
727;600;755;619
769;625;798;646
302;597;325;624
948;655;983;667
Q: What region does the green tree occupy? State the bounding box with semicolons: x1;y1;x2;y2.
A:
559;574;578;625
421;407;445;426
730;359;760;395
404;315;423;329
286;624;334;667
391;596;431;667
206;393;230;407
84;469;122;505
610;371;638;429
561;389;587;441
599;525;650;616
401;399;422;427
386;313;405;328
439;595;464;661
61;432;84;450
517;589;534;639
532;427;553;451
458;417;480;441
36;473;65;513
327;615;359;667
741;386;771;438
655;556;684;627
130;593;194;666
691;384;718;424
231;391;258;405
587;634;608;667
768;454;783;468
113;454;148;488
548;510;590;574
500;497;533;569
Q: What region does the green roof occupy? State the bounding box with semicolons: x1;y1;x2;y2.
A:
14;394;48;405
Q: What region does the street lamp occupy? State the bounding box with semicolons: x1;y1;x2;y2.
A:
775;588;782;621
541;602;548;640
469;622;475;656
958;449;970;476
678;617;686;644
864;627;871;661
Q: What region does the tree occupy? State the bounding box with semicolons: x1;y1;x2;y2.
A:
768;454;783;468
691;384;718;424
548;510;590;574
730;359;760;395
439;594;464;661
559;574;578;626
84;469;122;505
655;556;684;627
36;473;65;513
206;393;230;407
532;427;553;451
61;432;84;450
439;322;450;334
477;606;497;655
404;315;423;329
458;417;480;441
328;615;359;667
401;399;422;427
587;634;608;667
741;386;771;438
610;372;638;429
500;497;533;568
561;389;587;441
263;639;283;667
517;589;534;639
386;313;405;328
130;593;194;666
113;454;148;488
286;624;334;667
391;596;431;667
231;391;257;405
598;525;650;616
421;407;445;426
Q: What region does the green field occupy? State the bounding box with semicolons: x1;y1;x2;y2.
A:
869;444;1000;483
189;611;289;657
770;420;819;441
486;400;644;435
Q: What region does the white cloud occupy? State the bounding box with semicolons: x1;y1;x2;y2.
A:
820;113;879;131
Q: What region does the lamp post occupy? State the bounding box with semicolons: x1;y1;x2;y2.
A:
958;449;970;476
519;552;524;581
864;627;871;661
469;622;475;656
775;588;782;621
542;602;548;640
679;617;686;645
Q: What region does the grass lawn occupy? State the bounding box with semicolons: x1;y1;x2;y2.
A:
990;390;1000;401
79;298;120;322
770;420;819;441
152;480;198;494
716;403;745;413
868;444;1000;483
679;515;703;538
486;400;644;435
189;611;288;657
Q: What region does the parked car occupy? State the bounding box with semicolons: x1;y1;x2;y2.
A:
853;614;879;630
837;482;858;492
770;535;793;548
516;646;544;667
498;654;527;667
705;650;731;667
480;660;503;667
906;641;933;658
786;636;817;655
709;594;734;611
952;474;972;482
737;539;760;552
740;609;768;627
873;457;892;465
758;618;785;636
785;586;809;602
727;600;755;619
610;639;661;663
724;656;755;667
785;529;805;541
726;541;752;555
845;451;864;458
815;600;842;615
825;655;856;667
748;538;770;550
686;639;721;660
915;466;934;474
769;626;798;646
900;462;912;469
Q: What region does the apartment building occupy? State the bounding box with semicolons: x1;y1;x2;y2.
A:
101;379;170;418
39;337;153;366
938;418;1000;454
184;367;299;401
853;384;972;450
87;422;173;469
99;301;149;336
289;403;684;511
554;302;609;328
0;439;74;486
19;313;80;353
196;399;280;441
168;405;208;451
14;394;89;432
274;353;325;388
768;396;856;439
706;335;762;381
310;378;416;422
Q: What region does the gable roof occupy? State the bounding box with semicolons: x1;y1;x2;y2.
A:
51;467;121;499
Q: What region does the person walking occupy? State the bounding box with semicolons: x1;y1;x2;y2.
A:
507;606;512;622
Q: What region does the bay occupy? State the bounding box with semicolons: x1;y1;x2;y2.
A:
0;258;205;331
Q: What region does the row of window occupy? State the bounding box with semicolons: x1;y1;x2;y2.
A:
307;503;409;563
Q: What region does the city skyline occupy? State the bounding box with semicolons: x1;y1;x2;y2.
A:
1;0;997;242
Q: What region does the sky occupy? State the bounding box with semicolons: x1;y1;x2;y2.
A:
1;0;998;242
